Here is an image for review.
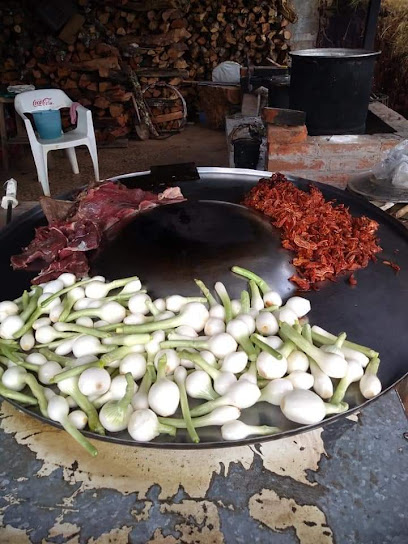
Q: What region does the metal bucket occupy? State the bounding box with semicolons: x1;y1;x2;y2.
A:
233;138;261;169
289;48;380;135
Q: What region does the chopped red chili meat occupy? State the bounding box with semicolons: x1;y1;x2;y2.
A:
382;260;401;274
348;274;357;286
243;174;382;290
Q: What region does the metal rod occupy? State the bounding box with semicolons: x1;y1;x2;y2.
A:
363;0;381;50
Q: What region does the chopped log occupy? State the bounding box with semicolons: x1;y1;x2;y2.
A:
152;111;183;123
69;56;120;72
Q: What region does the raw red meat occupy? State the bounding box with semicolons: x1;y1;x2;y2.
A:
11;226;68;269
11;181;185;283
32;253;90;284
243;174;382;290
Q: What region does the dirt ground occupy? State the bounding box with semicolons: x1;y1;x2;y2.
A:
1;124;229;201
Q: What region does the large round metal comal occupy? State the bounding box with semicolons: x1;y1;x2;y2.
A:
0;168;407;448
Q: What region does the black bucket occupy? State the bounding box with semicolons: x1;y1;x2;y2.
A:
233;138;261;169
289;48;380;135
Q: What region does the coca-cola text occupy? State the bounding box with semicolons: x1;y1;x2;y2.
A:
32;98;53;107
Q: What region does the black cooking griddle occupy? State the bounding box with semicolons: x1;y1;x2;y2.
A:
0;167;407;449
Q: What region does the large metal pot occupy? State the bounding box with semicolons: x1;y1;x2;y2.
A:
289;48;380;135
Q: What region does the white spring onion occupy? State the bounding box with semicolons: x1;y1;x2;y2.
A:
252;334;292;380
231;299;242;317
99;373;134;432
127;409;176;442
342;348;369;368
76;317;94;328
153;349;180;374
20;332;35;351
119;353;146;380
159;405;241;429
174;325;198;338
118;302;209;334
0;367;37;406
190;381;261;417
213;372;237;396
179;348;197;369
71;336;107;358
120;279;142;294
35;325;72;344
185;370;218;401
221;420;281;441
26;353;47;366
287;370;314;390
55;338;76;356
152;298;166;313
57;376;104;435
32;317;51;330
285;296;311;318
85;276;140;299
281;389;348;425
231;266;282;308
123;313;148;325
274;307;298;326
49;303;64;323
74;298;102;311
221;351;248;374
42;279;64;295
161;332;238;359
331;360;364;404
280;323;348;379
0;301;19;322
214;282;232;322
199;350;218;367
226;319;256;358
174;366;199;443
359;357;382;399
47;395;97;456
38;361;63;385
58;273;76;287
92;374;137;409
249;280;264;312
128;293;151;315
1;315;25;339
68;410;88;430
1;366;48;416
311;325;378;359
255;312;279;336
67;301;126;324
259;378;294;405
131;366;155;410
238;360;258;385
78;367;111;397
256;351;287;380
165;295;206;313
235;314;256;335
155;310;175;321
321;332;347;358
309;360;333;399
148;354;180;417
177;349;237;396
263;335;284;350
209;304;226;320
59;287;86;321
287;350;309;373
204;318;225;336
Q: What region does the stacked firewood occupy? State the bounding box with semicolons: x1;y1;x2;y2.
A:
0;0;295;142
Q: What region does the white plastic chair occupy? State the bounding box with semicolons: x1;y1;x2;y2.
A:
14;89;99;196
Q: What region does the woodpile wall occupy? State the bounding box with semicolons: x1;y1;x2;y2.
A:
0;0;295;142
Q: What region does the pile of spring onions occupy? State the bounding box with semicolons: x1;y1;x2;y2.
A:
0;267;381;455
